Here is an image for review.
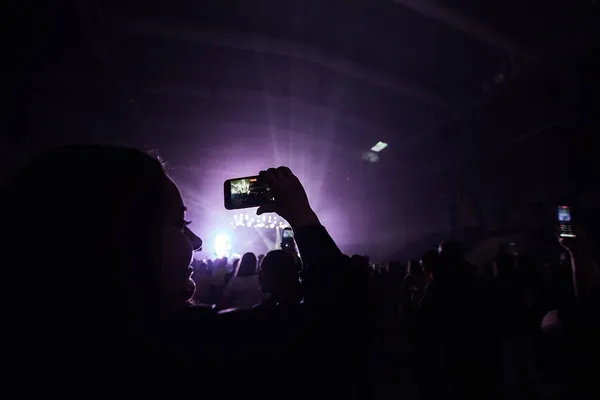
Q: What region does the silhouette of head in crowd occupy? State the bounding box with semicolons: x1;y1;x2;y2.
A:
236;252;257;277
421;250;439;281
259;250;301;304
407;259;423;276
3;145;202;317
438;239;465;261
493;253;516;279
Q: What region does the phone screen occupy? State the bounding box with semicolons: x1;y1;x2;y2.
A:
224;176;273;210
557;206;575;237
557;206;571;222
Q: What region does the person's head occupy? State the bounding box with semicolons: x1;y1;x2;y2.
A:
492;253;516;279
438;239;465;261
421;250;439;280
2;145;202;315
351;255;370;270
236;252;257;277
388;261;406;277
259;250;300;302
407;259;423;276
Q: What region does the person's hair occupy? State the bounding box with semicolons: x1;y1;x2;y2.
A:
259;250;299;299
407;259;423;275
236;252;257;277
493;253;515;278
421;250;439;276
2;145;169;315
438;239;465;260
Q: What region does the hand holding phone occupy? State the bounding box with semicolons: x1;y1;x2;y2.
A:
256;167;318;228
224;167;318;229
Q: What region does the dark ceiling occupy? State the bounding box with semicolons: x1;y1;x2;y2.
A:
6;0;599;254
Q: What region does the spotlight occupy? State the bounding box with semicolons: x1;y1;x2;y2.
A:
370;141;388;152
214;234;230;258
269;224;275;229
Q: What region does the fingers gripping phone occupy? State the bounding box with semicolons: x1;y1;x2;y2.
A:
557;206;575;238
224;175;274;210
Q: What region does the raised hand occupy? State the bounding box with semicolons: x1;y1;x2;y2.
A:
256;167;319;229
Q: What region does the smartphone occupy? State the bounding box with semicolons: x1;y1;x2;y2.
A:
224;175;273;210
282;228;294;239
557;206;575;238
281;227;297;253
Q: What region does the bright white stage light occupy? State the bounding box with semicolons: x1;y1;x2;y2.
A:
370;141;388;152
214;234;231;258
230;214;289;230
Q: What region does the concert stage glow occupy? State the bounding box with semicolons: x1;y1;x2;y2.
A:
231;213;288;230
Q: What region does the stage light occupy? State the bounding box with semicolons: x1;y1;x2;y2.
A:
214;234;231;258
234;215;238;219
246;222;251;227
371;141;388;152
270;224;275;228
244;214;249;220
262;215;266;221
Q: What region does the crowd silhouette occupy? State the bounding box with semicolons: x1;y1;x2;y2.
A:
2;145;598;396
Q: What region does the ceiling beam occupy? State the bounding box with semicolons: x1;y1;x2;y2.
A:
110;18;450;109
392;0;534;59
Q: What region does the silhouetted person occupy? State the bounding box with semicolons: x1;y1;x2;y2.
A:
258;250;301;307
3;152;366;385
2;145;203;383
417;239;484;399
401;259;426;314
222;252;262;308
